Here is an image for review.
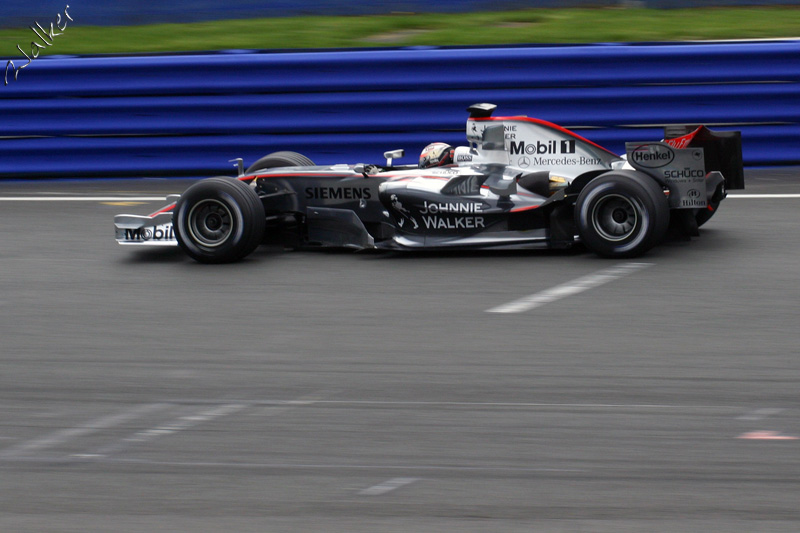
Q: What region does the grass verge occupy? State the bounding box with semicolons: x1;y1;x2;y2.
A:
1;7;799;56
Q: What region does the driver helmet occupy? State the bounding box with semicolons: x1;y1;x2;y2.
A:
419;142;454;168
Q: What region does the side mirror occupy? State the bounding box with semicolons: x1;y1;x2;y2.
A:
384;149;404;166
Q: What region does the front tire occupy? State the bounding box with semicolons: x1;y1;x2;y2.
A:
174;177;265;263
246;151;315;174
575;171;669;258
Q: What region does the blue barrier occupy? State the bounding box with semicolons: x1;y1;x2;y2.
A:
1;41;799;178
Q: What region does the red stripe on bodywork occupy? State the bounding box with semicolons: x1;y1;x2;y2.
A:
511;205;540;213
148;202;176;217
471;116;619;157
376;173;453;181
252;172;357;179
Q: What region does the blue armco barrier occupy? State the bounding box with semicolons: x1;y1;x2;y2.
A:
1;41;799;178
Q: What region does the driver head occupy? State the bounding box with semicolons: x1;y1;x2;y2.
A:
419;143;454;168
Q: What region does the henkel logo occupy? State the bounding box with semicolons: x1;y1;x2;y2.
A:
630;143;675;169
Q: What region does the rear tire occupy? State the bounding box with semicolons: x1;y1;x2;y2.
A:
575;172;669;258
246;151;315;174
174;177;265;263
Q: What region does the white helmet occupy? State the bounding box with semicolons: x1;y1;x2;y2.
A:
419;142;454;168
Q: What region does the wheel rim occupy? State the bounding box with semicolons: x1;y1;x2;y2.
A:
187;199;234;247
591;194;638;242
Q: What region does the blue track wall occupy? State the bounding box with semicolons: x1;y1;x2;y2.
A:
1;41;799;178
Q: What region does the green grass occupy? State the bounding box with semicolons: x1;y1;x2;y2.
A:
2;7;800;56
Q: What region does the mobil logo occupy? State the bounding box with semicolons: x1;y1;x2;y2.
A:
509;139;576;155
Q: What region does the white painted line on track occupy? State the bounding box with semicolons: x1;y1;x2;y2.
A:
160;399;739;411
89;403;248;457
26;456;585;473
727;194;800;198
309;400;706;409
0;403;169;458
246;391;331;418
76;392;328;458
359;477;420;496
737;408;785;421
486;262;653;314
0;196;167;201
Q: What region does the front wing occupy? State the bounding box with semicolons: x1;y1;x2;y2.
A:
115;200;178;247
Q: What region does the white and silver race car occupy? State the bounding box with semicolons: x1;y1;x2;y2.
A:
115;103;743;263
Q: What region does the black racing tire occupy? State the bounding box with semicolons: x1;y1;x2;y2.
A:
246;151;315;174
174;177;265;263
575;171;669;258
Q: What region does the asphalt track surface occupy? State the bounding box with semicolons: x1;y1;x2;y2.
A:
1;169;799;532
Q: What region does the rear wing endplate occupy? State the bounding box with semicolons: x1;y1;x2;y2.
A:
664;126;744;190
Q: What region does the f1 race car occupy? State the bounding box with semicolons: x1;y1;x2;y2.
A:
115;103;743;263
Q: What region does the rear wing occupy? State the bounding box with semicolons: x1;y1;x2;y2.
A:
664;126;744;190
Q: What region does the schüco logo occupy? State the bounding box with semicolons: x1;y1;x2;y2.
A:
631;143;675;169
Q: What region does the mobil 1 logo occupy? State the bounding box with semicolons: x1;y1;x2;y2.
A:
626;142;707;208
510;139;576;155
